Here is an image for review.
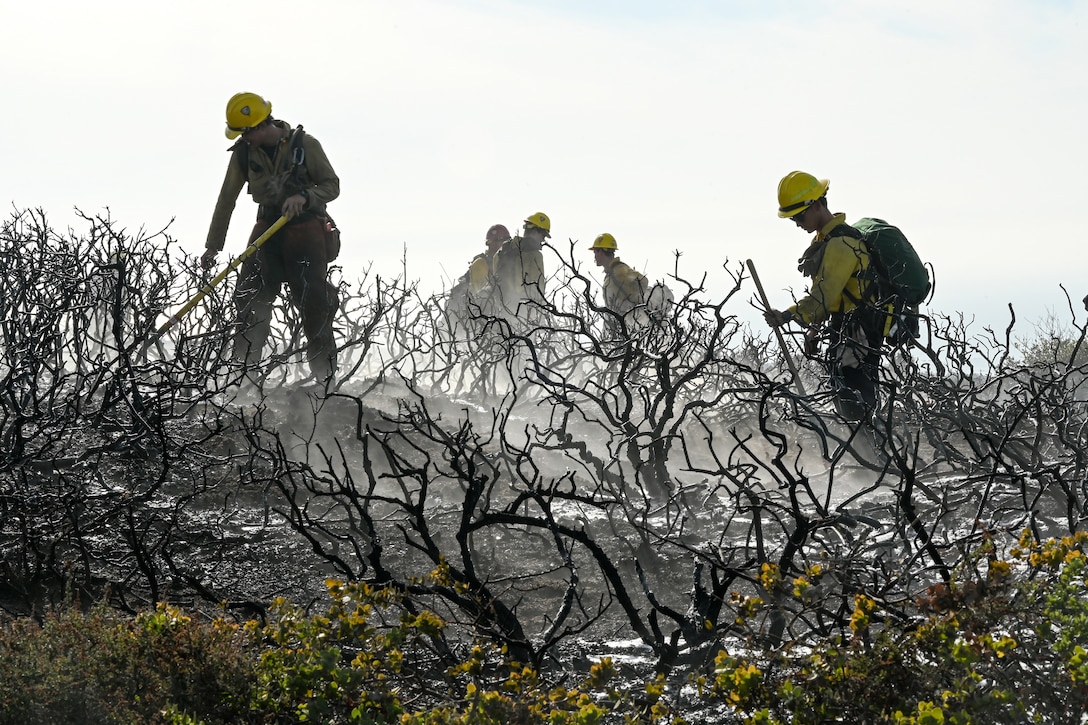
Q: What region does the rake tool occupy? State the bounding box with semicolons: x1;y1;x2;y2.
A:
747;258;807;396
145;215;288;351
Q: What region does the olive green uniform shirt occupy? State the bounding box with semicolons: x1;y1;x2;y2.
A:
603;257;648;315
205;120;340;253
494;236;546;308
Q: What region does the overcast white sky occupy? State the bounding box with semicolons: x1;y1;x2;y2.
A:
4;0;1087;337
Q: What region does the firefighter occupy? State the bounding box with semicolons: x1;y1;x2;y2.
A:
201;92;340;385
763;171;884;423
469;224;510;298
589;233;648;323
446;223;510;332
494;212;549;314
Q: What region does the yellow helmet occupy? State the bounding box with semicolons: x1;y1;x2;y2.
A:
589;233;618;251
777;171;830;219
225;92;272;139
524;212;551;237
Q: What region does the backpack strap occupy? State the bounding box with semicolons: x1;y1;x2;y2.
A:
828;223;862;241
823;223;874;307
228;126;307;183
288;125;306;175
285;126;321;209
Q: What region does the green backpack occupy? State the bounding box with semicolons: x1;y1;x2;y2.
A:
851;217;931;306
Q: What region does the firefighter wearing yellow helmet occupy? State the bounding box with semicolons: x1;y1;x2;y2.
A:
590;233;648;319
202;92;342;385
223;92;272;140
764;171;883;423
493;212;550;313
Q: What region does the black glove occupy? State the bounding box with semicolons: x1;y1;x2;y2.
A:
763;309;792;328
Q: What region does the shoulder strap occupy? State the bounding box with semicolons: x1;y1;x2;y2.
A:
229;126;305;180
827;223;876;307
288;125;307;173
828;223;862;240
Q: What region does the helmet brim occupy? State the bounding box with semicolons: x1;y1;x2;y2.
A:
778;204;808;219
777;178;829;218
523;217;551;237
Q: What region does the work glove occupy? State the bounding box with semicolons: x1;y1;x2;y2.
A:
797;239;826;277
804;327;821;356
281;193;307;219
763;309;792;328
1083;293;1088;313
200;248;218;270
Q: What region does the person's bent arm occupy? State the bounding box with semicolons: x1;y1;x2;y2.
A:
789;236;862;325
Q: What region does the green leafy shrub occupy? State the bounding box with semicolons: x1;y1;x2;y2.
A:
248;576;641;725
694;531;1088;724
0;602;252;725
0;575;633;725
5;536;1088;723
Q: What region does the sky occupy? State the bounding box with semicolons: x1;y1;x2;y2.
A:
4;0;1087;339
